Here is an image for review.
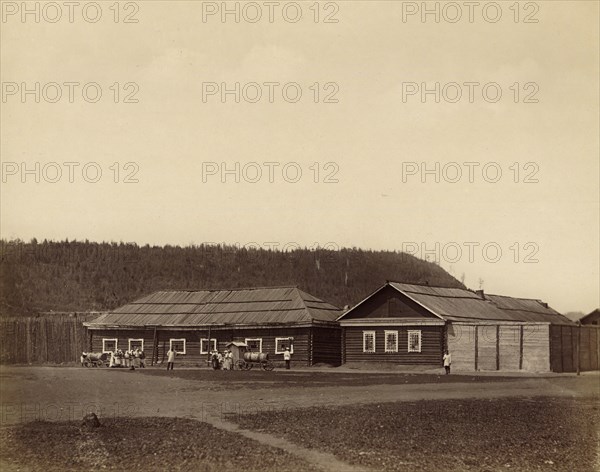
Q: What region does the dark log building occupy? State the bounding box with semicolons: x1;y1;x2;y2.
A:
84;286;342;367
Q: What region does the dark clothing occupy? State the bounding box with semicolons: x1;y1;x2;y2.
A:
444;366;450;375
285;360;291;370
167;362;174;370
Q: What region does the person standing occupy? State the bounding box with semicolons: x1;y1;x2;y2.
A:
223;350;232;370
284;347;291;370
167;347;176;370
443;350;452;375
211;350;220;370
133;348;141;368
139;349;145;368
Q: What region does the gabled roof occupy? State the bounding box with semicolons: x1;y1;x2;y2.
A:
85;286;341;328
579;309;600;323
338;282;574;325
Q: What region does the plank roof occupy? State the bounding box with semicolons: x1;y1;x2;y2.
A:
85;286;341;328
339;282;574;325
483;294;571;324
579;308;600;324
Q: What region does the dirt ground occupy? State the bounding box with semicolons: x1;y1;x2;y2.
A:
235;397;600;471
0;366;598;471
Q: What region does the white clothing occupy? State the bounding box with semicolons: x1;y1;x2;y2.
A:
167;350;176;363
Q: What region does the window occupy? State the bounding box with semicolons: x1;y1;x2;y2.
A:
170;338;186;355
245;338;262;352
275;337;294;354
200;338;217;354
362;331;375;353
388;298;400;316
128;338;144;351
384;330;398;353
408;330;422;353
102;338;117;353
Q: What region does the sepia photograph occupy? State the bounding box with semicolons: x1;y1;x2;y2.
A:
1;1;599;471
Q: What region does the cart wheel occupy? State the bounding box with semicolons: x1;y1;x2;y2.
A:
84;361;91;368
245;362;253;371
262;360;274;371
236;360;245;370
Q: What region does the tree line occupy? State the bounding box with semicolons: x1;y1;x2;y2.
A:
0;239;463;316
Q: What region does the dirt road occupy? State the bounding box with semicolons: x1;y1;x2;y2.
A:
1;367;597;426
1;367;598;472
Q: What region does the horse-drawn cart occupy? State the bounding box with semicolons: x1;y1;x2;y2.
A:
226;342;275;371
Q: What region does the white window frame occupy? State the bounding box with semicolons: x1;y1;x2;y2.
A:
245;338;263;353
170;338;186;355
362;331;376;353
200;338;217;354
384;330;398;353
102;338;118;353
408;330;422;353
128;338;144;351
275;337;294;354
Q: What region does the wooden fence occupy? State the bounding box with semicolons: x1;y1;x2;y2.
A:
0;313;99;364
550;325;600;372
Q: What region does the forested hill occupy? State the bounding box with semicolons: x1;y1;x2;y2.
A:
0;239;464;316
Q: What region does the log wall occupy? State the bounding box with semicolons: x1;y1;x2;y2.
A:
343;325;443;365
90;326;323;367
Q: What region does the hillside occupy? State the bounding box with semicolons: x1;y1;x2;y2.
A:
0;239;464;316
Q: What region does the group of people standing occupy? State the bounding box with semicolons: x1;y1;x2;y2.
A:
110;348;145;368
210;349;233;370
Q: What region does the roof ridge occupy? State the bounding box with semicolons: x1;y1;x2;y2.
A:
486;293;546;303
153;285;299;293
294;287;342;310
400;289;481;300
388;281;465;290
290;287;313;321
130;299;296;305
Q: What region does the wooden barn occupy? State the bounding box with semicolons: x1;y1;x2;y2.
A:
579;309;600;326
337;281;593;373
83;286;342;367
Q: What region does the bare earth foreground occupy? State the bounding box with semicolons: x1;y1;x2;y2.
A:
0;366;598;471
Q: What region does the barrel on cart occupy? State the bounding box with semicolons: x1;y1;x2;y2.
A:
237;351;274;371
245;352;268;362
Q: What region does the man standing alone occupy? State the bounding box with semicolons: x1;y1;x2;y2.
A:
443;350;452;375
284;347;291;370
167;347;176;370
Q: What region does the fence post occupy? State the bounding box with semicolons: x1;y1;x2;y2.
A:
474;325;479;371
519;325;524;370
152;326;158;366
576;323;581;376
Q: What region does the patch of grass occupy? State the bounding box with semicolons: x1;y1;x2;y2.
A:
0;417;319;472
234;397;600;471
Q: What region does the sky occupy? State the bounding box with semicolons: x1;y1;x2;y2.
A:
1;0;598;314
